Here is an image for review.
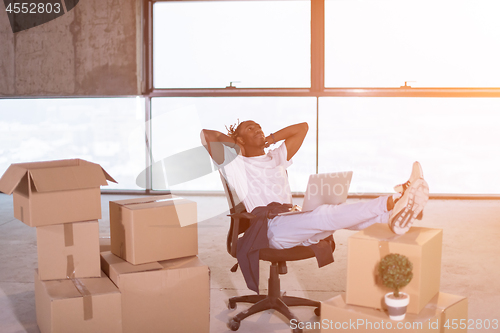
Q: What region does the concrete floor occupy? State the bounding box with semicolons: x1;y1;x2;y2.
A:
1;193;499;333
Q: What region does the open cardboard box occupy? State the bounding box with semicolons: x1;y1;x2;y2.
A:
110;195;198;265
320;292;467;333
346;224;442;314
35;270;122;333
0;159;116;227
37;220;101;281
100;251;210;333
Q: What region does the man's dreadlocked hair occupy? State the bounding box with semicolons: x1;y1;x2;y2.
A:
225;119;244;142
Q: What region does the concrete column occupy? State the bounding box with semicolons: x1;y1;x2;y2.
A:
0;0;141;96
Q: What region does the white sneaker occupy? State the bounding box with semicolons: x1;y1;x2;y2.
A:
394;161;424;193
389;166;429;234
394;161;425;220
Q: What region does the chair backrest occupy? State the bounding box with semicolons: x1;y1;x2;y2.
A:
219;169;245;215
219;170;251;257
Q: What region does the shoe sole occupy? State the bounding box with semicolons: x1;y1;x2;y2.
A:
390;179;429;234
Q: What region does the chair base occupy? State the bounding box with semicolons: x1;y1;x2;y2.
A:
227;263;321;332
229;294;321;318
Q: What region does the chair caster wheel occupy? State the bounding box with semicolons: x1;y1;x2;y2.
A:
228;300;237;310
314;306;321;316
228;318;240;331
292;327;303;333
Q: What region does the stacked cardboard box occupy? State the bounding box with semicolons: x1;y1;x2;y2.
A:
109;195;198;265
0;161;210;332
346;224;443;314
101;252;210;333
104;194;210;333
320;224;468;332
37;221;101;280
34;270;122;333
0;159;122;333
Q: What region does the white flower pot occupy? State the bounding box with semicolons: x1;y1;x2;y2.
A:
384;292;410;321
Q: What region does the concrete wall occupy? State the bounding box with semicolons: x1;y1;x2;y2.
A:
0;0;142;96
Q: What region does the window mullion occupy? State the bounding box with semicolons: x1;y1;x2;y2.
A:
311;0;325;93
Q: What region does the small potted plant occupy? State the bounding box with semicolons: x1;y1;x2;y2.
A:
378;253;413;321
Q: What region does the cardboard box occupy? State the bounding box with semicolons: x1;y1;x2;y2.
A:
35;270;122;333
346;224;442;314
320;293;467;333
37;220;101;281
99;236;111;253
0;159;116;227
100;251;210;333
110;195;198;265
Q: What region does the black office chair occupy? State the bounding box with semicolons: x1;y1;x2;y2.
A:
220;172;336;333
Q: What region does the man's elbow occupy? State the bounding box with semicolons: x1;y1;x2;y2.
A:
200;130;206;144
300;122;309;134
201;129;214;147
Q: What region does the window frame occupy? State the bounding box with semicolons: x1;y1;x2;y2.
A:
144;0;500;98
140;0;500;198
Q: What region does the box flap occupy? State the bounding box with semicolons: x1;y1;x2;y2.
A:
124;197;189;210
12;159;79;170
352;224;442;245
0;164;28;195
113;194;185;206
115;194;197;227
159;256;204;270
101;167;118;183
37;271;83;300
30;164;109;192
101;251;163;275
78;159;117;183
77;273;121;296
38;271;118;300
116;195;193;212
434;292;466;309
1;159;116;194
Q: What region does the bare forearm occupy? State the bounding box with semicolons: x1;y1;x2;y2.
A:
265;122;308;161
201;129;233;145
266;123;308;144
200;129;238;164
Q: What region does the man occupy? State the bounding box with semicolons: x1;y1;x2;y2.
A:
201;120;429;250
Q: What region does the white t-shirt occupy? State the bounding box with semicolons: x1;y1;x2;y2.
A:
219;143;293;212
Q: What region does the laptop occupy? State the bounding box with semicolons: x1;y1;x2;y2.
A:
278;171;353;216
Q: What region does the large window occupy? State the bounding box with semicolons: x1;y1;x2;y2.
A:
154;1;311;88
325;0;500;87
0;98;146;190
147;0;500;196
318;97;500;194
